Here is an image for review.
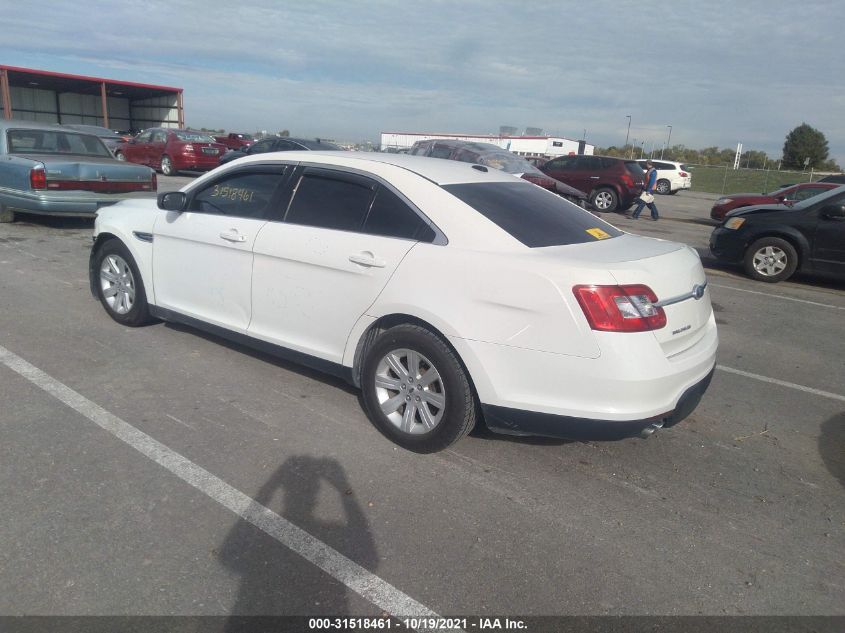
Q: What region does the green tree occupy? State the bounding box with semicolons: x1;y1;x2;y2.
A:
782;123;829;169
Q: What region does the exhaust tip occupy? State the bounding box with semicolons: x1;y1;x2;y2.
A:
639;420;665;439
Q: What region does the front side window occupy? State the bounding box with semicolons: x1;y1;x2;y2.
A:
135;131;152;143
285;172;375;231
363;186;436;241
189;170;285;219
791;186;829;202
151;131;167;143
429;144;454;159
444;181;623;248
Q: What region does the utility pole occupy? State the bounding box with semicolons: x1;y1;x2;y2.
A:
662;125;672;159
625;115;631;151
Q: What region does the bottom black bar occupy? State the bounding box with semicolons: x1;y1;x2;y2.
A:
0;616;841;633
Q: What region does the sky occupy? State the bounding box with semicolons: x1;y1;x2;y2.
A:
2;0;844;164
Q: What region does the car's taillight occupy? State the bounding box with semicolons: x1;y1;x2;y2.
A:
573;284;666;332
679;171;689;177
30;166;47;189
621;172;634;187
151;172;157;191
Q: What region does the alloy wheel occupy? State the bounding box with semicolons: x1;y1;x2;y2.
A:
99;254;136;314
374;348;446;435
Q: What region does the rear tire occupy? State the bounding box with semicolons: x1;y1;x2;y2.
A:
160;155;177;176
743;237;798;283
655;179;671;194
361;324;477;453
0;204;14;223
94;239;154;326
590;187;619;212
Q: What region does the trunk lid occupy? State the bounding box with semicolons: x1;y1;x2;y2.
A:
540;234;713;357
21;154;154;184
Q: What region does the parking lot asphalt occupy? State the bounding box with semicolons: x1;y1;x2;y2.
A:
0;179;843;619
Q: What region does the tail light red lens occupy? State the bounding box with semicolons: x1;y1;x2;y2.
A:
679;171;689;177
573;284;667;332
30;166;47;189
621;173;634;187
151;172;157;191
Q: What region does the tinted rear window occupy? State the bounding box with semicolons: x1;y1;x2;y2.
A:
625;161;645;176
296;139;343;151
443;182;623;247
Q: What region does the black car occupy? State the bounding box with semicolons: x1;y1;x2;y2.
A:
709;185;845;282
219;136;343;165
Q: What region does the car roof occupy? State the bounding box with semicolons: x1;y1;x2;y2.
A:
0;119;84;132
214;150;522;186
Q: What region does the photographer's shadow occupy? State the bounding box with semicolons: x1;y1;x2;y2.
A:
220;456;377;628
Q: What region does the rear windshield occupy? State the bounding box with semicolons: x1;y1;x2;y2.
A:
624;161;645;176
175;131;216;142
7;129;112;157
443;181;623;247
680;164;691;172
296;139;343;151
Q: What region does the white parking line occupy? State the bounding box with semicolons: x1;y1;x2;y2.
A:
710;283;845;310
0;344;443;628
716;364;845;402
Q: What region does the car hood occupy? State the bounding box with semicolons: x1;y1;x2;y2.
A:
15;154;154;181
725;202;792;218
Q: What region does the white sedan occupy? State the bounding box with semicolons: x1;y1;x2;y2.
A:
90;152;717;453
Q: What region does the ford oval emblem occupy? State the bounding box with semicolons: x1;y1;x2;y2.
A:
692;284;706;300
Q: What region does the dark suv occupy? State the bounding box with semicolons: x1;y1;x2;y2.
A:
408;139;589;207
709;185;845;282
539;155;645;212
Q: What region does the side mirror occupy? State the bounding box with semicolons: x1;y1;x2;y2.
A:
820;203;845;219
157;191;187;212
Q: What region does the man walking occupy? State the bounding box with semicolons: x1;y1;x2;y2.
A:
631;160;659;220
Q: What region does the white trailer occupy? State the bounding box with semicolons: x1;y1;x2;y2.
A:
380;131;593;158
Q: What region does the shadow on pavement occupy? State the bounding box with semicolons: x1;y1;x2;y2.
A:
818;413;845;489
220;456;377;626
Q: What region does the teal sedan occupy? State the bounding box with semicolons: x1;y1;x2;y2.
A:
0;120;156;223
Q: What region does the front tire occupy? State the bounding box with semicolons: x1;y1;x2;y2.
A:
361;324;477;453
655;179;671;194
94;239;153;326
591;187;619;212
743;237;798;283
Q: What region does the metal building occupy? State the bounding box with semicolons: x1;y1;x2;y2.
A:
0;65;184;132
380;131;594;158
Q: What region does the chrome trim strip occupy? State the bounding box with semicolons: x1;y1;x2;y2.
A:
654;281;707;308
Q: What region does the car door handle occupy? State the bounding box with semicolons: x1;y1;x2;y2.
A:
219;230;246;243
590;176;600;179
349;252;386;268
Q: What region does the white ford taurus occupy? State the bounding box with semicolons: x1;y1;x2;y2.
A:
90;151;717;452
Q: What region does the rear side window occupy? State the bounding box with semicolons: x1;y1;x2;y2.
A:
625;161;645;177
285;172;374;231
443;182;623;248
363;186;436;241
429;144;453;159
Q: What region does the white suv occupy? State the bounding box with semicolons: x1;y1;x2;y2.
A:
637;159;692;194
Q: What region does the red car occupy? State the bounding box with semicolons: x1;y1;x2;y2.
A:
710;182;840;220
115;128;227;176
539;154;645;213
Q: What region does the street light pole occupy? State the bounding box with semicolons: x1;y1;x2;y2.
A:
662;125;672;159
624;115;631;151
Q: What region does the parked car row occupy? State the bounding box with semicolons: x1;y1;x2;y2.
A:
407;139;591;208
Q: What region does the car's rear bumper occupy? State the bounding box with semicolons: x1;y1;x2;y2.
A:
482;366;715;440
173;155;221;171
1;189;153;216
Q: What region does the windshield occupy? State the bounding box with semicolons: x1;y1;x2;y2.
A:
7;129;112;157
791;184;845;209
478;152;534;174
176;131;217;142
